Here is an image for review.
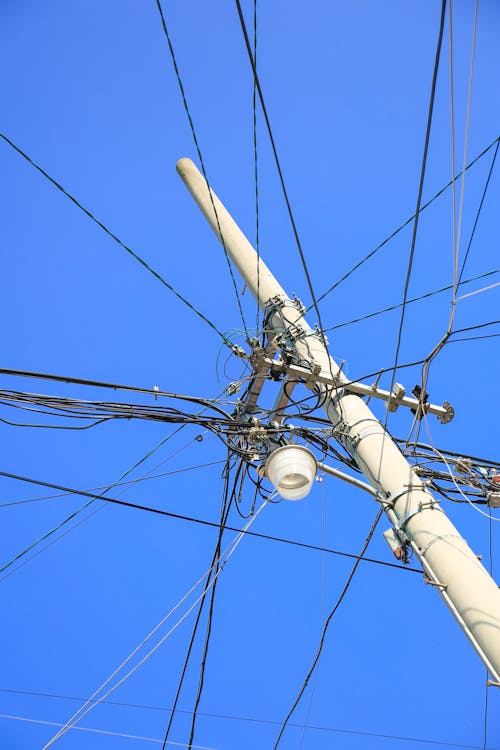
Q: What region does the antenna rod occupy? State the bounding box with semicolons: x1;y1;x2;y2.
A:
177;156;500;683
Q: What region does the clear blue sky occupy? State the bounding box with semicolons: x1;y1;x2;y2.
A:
1;1;500;748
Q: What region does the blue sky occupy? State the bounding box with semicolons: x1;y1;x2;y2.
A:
1;1;500;748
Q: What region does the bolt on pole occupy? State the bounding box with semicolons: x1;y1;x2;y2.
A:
176;157;500;683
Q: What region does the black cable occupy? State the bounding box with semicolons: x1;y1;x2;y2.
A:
308;134;500;312
321;267;500;335
457;140;499;286
234;0;329;351
0;469;420;574
161;455;234;749
273;507;383;749
154;0;250;342
0;132;232;349
451;320;500;336
387;0;447;402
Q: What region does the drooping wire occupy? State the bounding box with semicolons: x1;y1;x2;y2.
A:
0;132;233;349
153;0;250;342
273;507;383;749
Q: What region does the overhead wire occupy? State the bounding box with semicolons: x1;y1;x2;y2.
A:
0;469;420;574
0;704;489;749
0;132;233;349
0;460;225;509
252;0;260;333
385;0;447;409
0;713;218;749
273;507;384;749
153;0;250;342
412;0;479;445
160;452;235;748
233;0;332;367
42;498;269;748
303;134;500;313
0;426;210;581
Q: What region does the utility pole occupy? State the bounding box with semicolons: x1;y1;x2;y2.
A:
176;157;500;684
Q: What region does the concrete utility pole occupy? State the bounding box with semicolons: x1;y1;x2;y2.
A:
176;157;500;684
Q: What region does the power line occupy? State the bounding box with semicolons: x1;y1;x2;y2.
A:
457;141;499;286
0;132;232;350
321;267;500;334
387;0;447;401
0;460;224;509
0;713;218;749
153;0;250;341
308;134;500;312
0;430;187;577
234;0;330;350
161;454;235;748
0;688;491;749
0;469;420;574
273;508;383;748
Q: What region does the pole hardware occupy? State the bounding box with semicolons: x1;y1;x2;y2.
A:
177;156;500;684
424;577;448;590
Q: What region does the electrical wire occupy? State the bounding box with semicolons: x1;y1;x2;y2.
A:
154;0;250;342
320;267;500;335
0;460;224;508
273;507;383;749
0;432;180;576
306;134;500;312
42;499;268;748
386;0;447;406
0;713;218;749
0;705;488;749
234;0;330;356
161;453;235;748
0;132;232;349
0;468;419;573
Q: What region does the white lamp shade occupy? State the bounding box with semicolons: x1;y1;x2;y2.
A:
265;445;317;500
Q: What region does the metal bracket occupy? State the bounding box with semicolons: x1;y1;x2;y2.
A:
424;577;448;590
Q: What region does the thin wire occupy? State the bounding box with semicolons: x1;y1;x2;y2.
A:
162;454;234;748
0;713;218;748
455;281;500;302
306;134;500;312
0;707;489;749
0;132;232;349
253;0;260;333
0;468;421;573
448;0;458;301
234;0;329;347
457;140;499;286
412;0;479;445
482;509;493;750
298;478;326;749
153;0;250;341
0;459;224;508
0;431;180;576
273;507;383;749
387;0;447;403
320;267;500;334
43;500;268;748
